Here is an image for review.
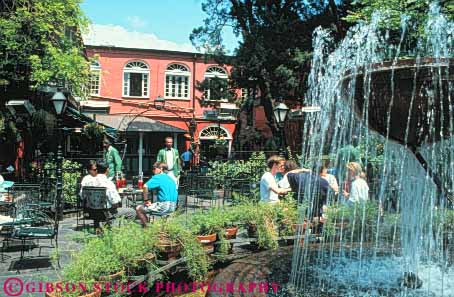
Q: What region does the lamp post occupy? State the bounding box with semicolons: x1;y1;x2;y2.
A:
51;91;67;219
273;101;290;157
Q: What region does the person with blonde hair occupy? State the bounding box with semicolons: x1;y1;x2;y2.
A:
343;162;369;203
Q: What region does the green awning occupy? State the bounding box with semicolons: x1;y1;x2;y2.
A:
65;107;118;139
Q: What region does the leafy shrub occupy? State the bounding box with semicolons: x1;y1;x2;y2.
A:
44;159;82;205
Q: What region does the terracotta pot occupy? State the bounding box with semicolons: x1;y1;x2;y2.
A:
45;282;101;297
247;224;258;238
197;233;217;252
156;240;182;261
224;226;238;239
292;221;310;233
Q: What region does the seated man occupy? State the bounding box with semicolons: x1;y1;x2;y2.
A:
82;161;136;228
136;162;178;227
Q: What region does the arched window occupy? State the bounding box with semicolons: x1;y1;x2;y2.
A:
123;61;149;97
89;61;101;96
165;63;190;99
199;125;231;139
203;66;228;101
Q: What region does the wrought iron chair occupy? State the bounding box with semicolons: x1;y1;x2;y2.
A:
80;186;110;231
190;176;219;209
1;190;59;262
9;183;54;212
11;208;59;260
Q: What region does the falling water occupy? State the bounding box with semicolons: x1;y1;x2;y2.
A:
290;3;454;296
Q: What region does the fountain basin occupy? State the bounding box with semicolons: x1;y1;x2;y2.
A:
341;58;454;148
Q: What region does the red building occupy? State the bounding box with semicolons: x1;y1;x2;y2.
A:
82;45;239;175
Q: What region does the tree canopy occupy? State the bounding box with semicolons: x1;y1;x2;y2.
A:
345;0;454;46
191;0;351;136
0;0;89;98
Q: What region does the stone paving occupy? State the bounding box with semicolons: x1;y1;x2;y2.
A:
0;214;85;297
206;246;293;297
0;193;215;296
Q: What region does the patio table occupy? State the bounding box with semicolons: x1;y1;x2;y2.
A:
118;188;146;208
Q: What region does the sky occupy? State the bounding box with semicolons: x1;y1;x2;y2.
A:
80;0;239;53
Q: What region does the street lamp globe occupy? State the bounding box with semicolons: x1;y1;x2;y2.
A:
51;91;67;115
273;102;289;126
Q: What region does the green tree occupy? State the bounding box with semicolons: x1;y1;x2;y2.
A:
191;0;351;137
346;0;454;46
0;0;90;98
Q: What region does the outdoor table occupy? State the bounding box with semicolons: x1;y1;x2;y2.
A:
118;188;145;208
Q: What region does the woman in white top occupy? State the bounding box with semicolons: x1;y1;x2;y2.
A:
343;162;369;203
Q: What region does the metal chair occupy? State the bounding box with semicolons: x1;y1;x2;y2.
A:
8;183;52;212
0;190;59;262
11;208;59;260
190;176;218;209
80;186;110;231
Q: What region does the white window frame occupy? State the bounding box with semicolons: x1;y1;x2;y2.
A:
122;61;150;98
199;125;232;140
89;61;101;96
164;63;191;100
204;66;228;101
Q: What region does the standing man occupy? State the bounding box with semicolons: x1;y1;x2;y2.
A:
156;137;181;185
260;155;291;204
103;139;122;180
180;148;192;171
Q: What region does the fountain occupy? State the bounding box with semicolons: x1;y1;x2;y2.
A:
290;4;454;297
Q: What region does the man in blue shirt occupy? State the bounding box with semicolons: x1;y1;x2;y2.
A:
135;162;178;227
181;148;192;171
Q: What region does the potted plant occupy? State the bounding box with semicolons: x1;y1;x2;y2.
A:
188;209;222;253
223;208;239;240
109;221;155;275
151;219;209;281
61;236;124;297
151;221;183;261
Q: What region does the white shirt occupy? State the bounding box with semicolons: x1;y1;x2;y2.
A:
95;174;122;207
260;172;279;203
321;173;339;193
80;174;99;195
349;178;369;203
0;175;4;185
165;149;175;170
81;174;97;187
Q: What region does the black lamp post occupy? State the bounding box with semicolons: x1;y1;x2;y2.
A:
273;101;290;157
51;91;67;219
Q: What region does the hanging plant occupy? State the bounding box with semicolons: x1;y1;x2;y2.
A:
82;122;105;154
83;122;105;140
31;109;55;145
